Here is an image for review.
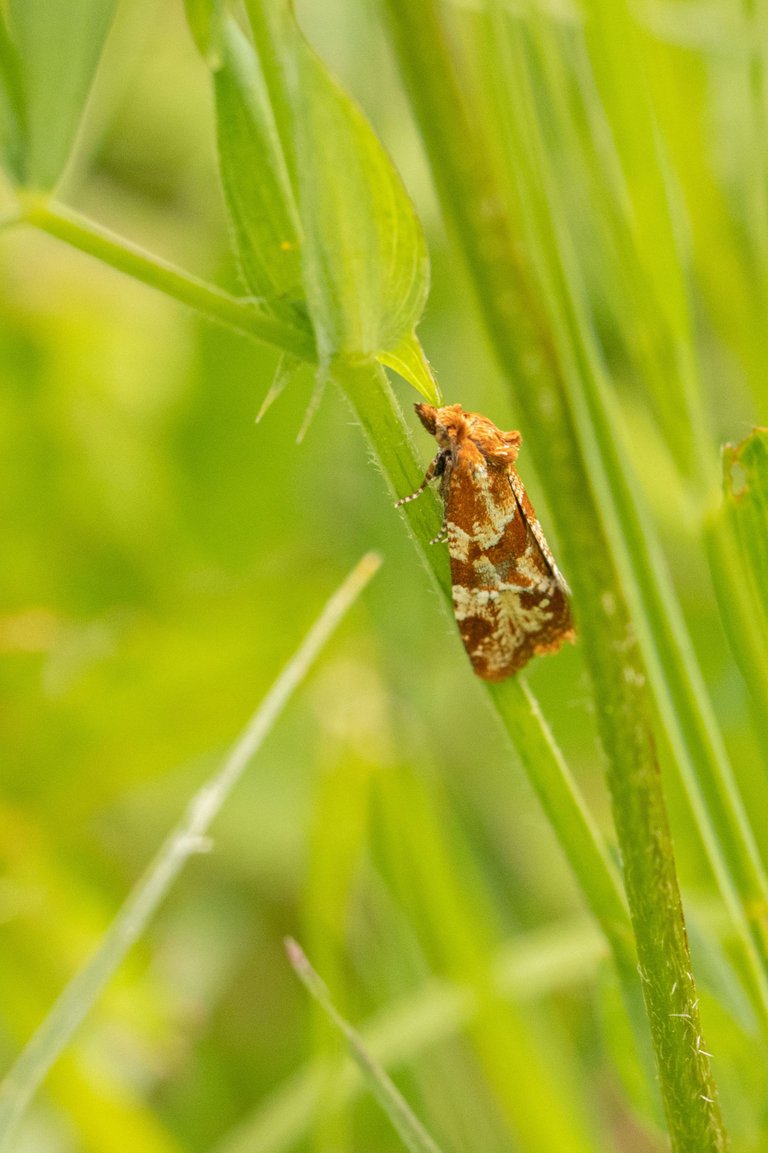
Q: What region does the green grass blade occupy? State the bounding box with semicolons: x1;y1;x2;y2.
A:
372;767;601;1152
579;0;708;481
286;939;447;1153
7;0;118;189
182;0;225;66
215;921;605;1153
0;553;381;1151
719;429;768;632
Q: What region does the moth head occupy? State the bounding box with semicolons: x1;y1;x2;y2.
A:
414;402;467;447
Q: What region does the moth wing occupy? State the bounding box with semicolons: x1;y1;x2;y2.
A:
445;454;573;679
506;468;572;598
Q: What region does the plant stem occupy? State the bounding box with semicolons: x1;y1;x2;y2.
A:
16;193;316;362
287;939;446;1153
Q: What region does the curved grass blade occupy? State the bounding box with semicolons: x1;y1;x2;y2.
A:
286;939;446;1153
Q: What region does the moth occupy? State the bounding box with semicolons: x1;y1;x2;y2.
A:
397;403;575;680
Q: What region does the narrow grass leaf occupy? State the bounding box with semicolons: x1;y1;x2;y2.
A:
7;0;118;189
719;429;768;628
0;554;381;1151
373;768;600;1153
212;17;305;324
303;745;379;1149
286;939;446;1153
579;0;706;479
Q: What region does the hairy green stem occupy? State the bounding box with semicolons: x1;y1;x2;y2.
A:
16;193;316;362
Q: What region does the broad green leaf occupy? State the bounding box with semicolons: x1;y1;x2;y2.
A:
0;13;25;184
277;6;431;377
7;0;118;189
707;428;768;714
212;17;305;324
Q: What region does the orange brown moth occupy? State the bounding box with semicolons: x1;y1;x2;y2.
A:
397;403;575;680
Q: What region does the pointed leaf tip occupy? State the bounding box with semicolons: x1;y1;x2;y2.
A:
378;334;440;403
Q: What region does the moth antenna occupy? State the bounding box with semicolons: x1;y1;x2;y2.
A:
394;457;438;507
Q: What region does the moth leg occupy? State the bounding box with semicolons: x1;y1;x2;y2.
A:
429;521;448;546
394;451;446;507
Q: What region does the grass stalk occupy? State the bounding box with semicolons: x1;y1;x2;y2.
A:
286;939;446;1153
215;920;606;1153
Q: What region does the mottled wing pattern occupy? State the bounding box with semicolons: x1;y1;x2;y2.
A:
398;403;574;679
444;444;570;678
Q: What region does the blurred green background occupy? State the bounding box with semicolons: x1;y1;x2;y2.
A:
1;1;766;1150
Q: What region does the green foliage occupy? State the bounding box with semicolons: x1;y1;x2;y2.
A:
1;0;118;188
1;2;768;1152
